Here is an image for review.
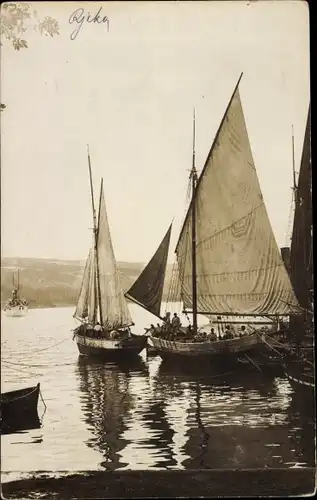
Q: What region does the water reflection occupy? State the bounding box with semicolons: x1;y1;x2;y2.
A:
76;354;315;471
76;356;148;470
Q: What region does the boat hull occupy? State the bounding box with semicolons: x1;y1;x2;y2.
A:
150;332;265;363
75;333;147;360
4;305;28;317
1;383;40;434
283;354;315;392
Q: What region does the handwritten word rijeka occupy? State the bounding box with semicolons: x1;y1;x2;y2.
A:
69;7;109;40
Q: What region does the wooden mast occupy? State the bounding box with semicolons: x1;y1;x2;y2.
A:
292;125;298;206
96;178;104;326
191;109;198;334
87;145;103;325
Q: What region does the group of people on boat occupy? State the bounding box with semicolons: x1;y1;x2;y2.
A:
74;320;132;341
144;311;259;343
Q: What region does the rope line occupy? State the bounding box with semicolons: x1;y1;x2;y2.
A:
1;337;70;356
1;359;77;368
1;361;41;377
39;388;47;410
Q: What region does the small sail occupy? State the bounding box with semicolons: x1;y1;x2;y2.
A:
175;80;300;316
96;180;133;329
289;104;312;311
125;224;172;318
74;249;92;320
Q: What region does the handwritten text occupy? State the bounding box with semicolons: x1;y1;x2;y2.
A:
69;7;109;40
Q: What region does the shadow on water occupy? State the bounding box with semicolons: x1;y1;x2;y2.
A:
75;354;149;470
75;353;315;471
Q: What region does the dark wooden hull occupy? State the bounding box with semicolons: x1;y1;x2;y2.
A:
283;355;315;392
75;333;147;360
1;383;40;434
151;332;265;365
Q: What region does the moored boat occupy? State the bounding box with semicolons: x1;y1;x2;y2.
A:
126;74;303;365
72;147;147;360
4;270;28;317
1;383;40;434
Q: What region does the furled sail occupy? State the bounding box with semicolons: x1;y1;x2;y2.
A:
289;104;312;313
125;223;172;318
175;78;301;316
74;249;92;320
96;179;133;329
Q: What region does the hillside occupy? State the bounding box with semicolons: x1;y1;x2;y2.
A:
1;257;174;309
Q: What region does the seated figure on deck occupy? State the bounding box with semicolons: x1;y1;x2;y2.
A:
208;328;217;341
86;323;94;337
155;323;162;335
223;325;234;339
94;322;103;337
145;324;156;337
239;325;247;337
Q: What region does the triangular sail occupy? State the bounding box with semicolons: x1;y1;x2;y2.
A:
125;223;172;318
175;81;300;316
74;249;92;320
87;245;97;323
96;180;133;329
289;104;312;312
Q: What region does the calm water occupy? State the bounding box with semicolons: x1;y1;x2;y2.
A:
1;306;315;482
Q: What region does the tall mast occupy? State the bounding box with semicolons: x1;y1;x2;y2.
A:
17;269;19;292
87;145;103;324
292;125;298;206
191;109;198;333
96;178;104;326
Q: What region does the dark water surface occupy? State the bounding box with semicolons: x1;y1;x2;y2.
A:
1;307;315;482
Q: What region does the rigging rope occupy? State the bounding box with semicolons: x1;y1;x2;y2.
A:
2;337;70;356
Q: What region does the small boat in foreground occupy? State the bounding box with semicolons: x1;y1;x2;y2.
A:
1;383;40;434
72;147;147;360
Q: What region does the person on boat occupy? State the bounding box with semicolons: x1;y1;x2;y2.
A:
239;325;247;337
208;328;217;341
162;311;171;327
144;324;156;336
155;323;162;335
110;330;120;339
223;325;234;339
171;313;181;332
86;323;94;337
94;322;102;337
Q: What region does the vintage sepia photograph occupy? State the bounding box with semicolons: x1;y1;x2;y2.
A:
1;0;314;498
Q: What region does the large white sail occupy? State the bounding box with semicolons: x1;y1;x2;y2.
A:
74;249;92;320
96;180;133;329
176;81;300;316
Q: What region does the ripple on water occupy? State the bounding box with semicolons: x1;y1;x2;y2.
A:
1;307;315;477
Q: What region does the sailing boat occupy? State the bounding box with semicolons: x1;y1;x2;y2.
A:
126;73;302;364
4;269;28;317
72;148;147;359
281;105;314;391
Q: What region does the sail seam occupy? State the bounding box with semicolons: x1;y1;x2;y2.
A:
180;262;287;279
195;201;264;250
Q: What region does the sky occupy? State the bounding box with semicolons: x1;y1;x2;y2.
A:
1;0;310;264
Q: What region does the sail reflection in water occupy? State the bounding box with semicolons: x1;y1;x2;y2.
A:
76;356;315;470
